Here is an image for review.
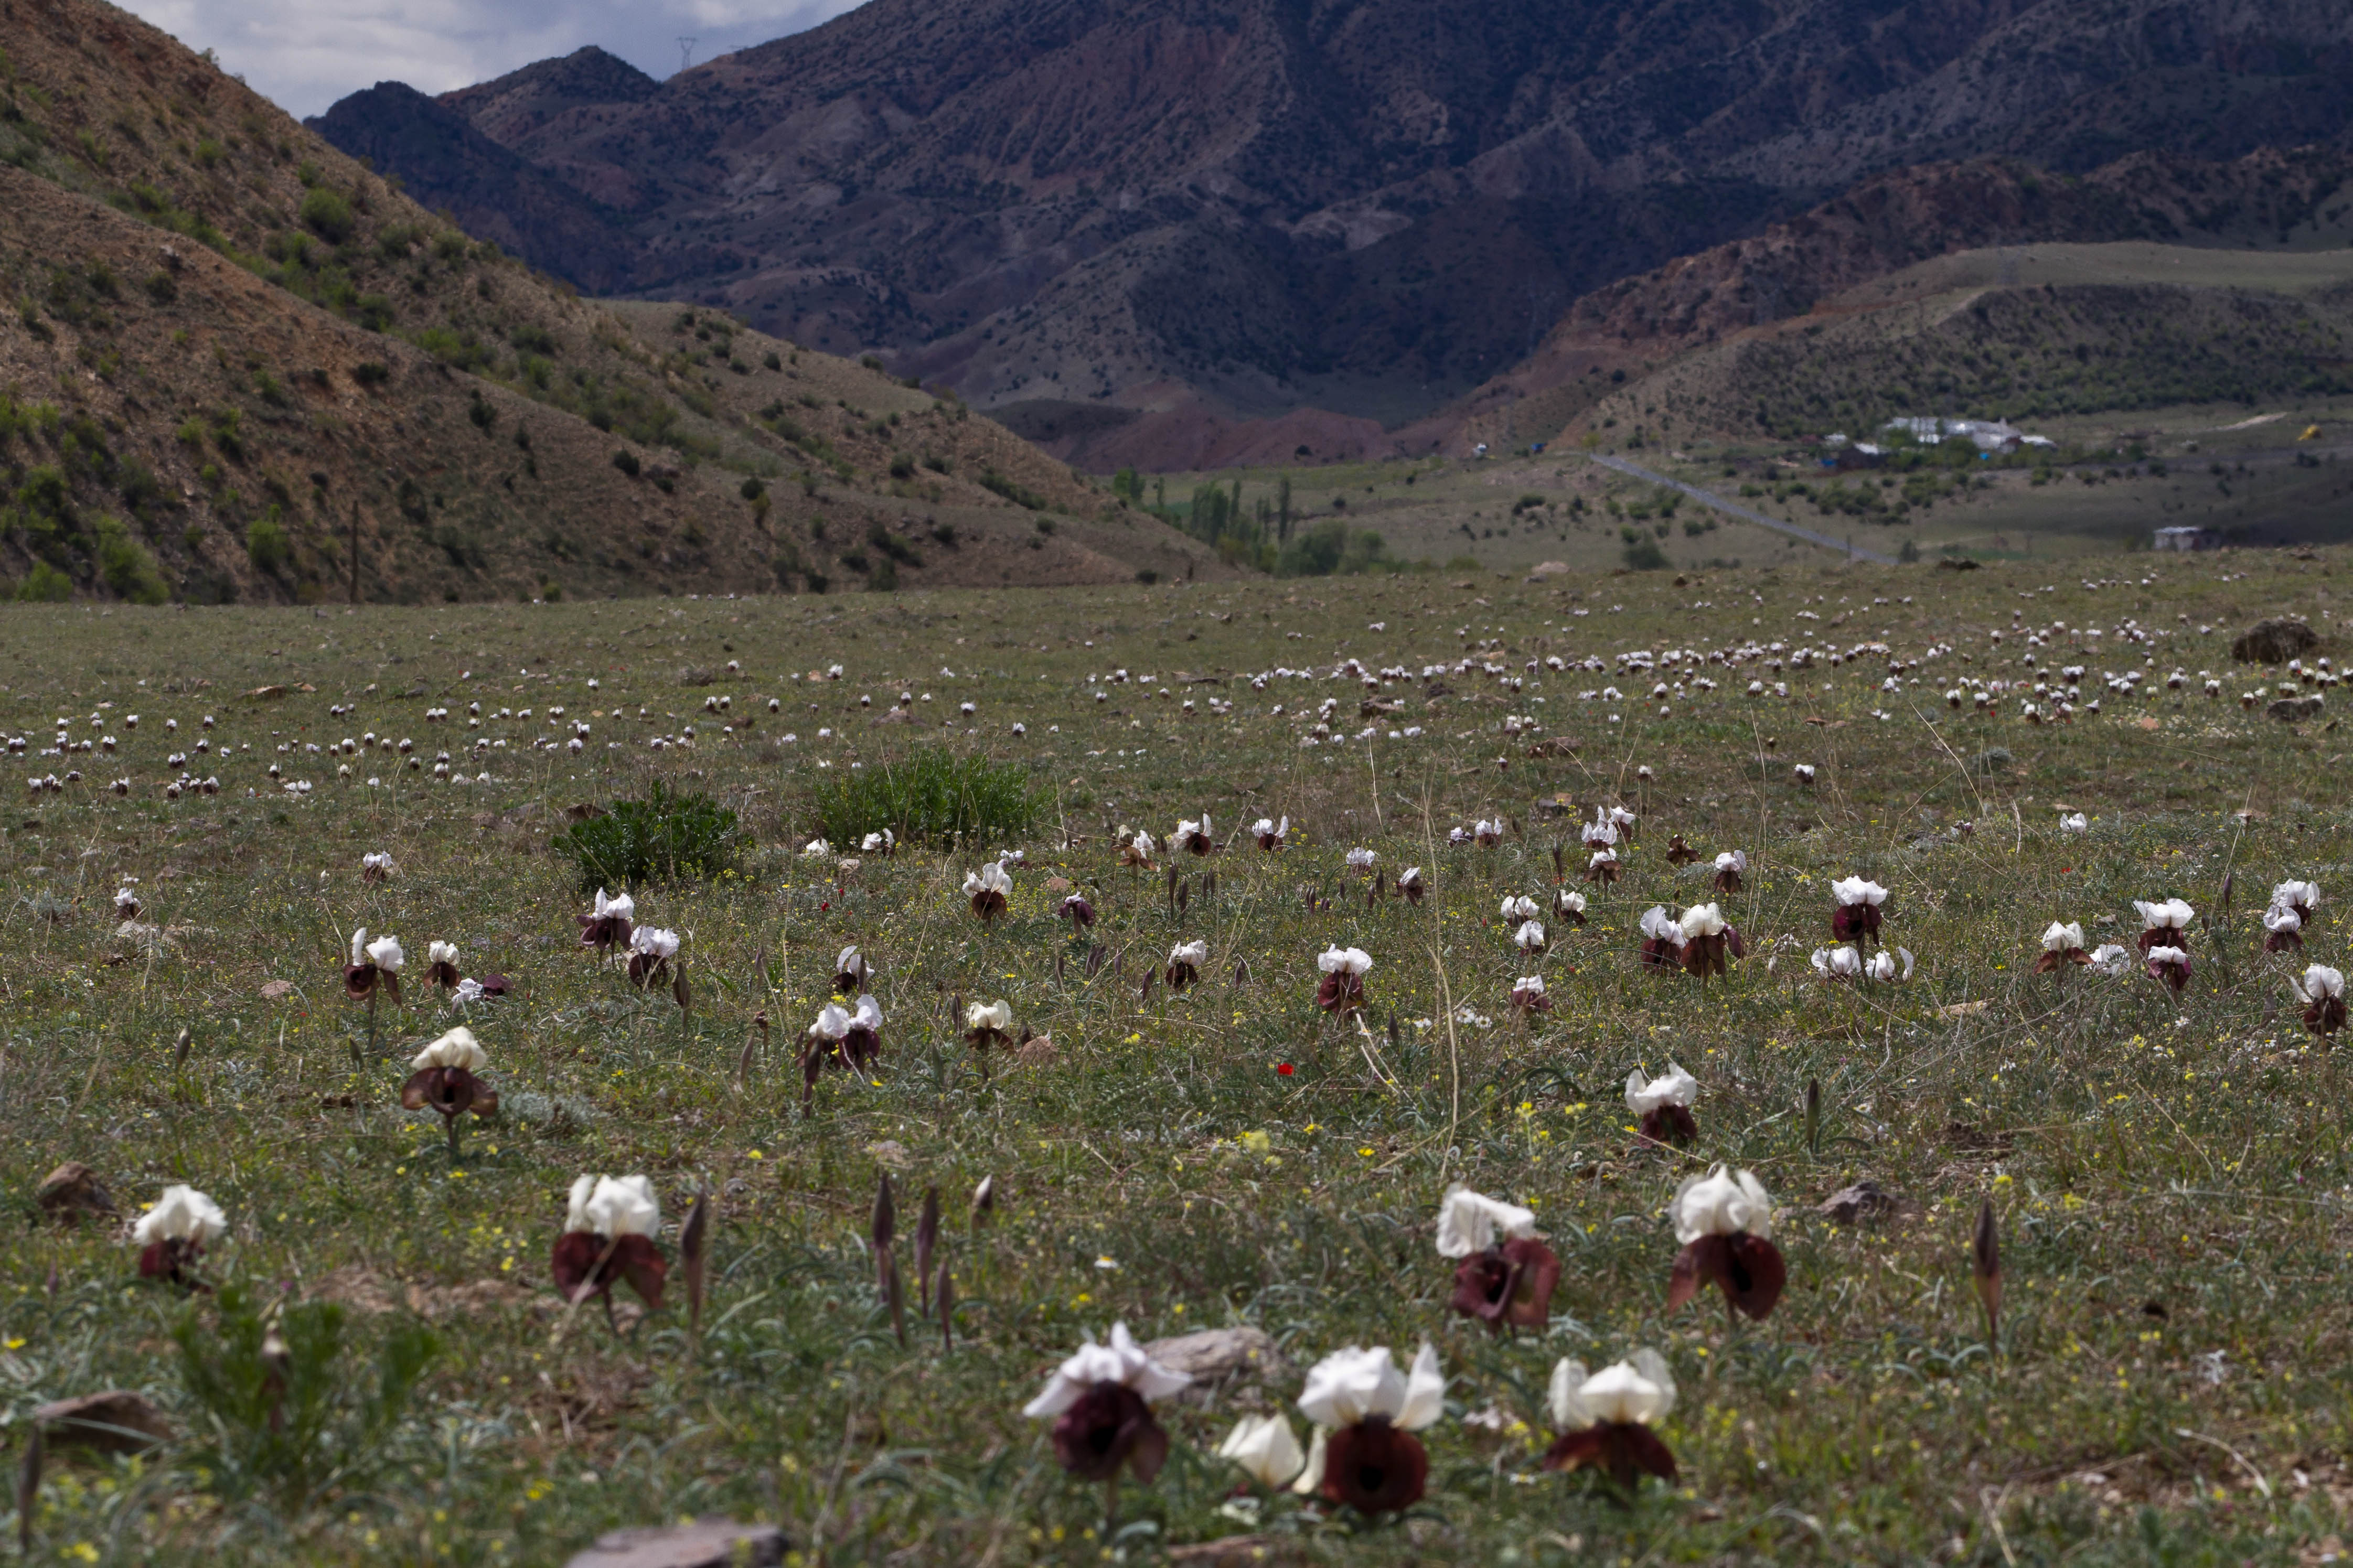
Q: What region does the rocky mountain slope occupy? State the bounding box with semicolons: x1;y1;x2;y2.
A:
0;0;1223;604
314;0;2353;460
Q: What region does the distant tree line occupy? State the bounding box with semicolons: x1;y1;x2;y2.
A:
1111;468;1395;577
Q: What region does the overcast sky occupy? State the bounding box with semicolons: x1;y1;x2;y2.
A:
130;0;858;118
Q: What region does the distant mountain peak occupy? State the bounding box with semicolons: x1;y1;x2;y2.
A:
443;45;659;116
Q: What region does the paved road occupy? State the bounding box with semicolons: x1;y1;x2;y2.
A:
1589;453;1897;565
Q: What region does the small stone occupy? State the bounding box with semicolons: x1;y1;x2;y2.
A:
1168;1537;1304;1565
563;1520;785;1568
865;1140;912;1170
36;1162;117;1225
1818;1180;1915;1225
260;979;296;1000
35;1390;174;1453
1143;1326;1287;1393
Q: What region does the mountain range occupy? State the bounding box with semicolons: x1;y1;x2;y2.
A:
311;0;2353;465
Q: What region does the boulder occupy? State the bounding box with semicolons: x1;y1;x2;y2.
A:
2269;695;2323;722
2232;619;2317;664
564;1521;784;1568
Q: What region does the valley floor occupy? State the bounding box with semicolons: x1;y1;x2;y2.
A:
5;552;2353;1563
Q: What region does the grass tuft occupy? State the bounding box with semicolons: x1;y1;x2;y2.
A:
804;745;1042;849
550;782;746;890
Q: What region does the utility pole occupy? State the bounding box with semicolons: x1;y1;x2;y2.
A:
678;36;697;71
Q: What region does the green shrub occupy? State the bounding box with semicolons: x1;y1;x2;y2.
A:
1621;535;1671;571
117;458;164;514
551;781;745;891
414;325;490;371
297;187;355;244
612;449;640;477
246;511;290;572
804;745;1042;851
175;1282;437;1512
15;560;72;601
979;468;1047;510
18;463;69;521
93;515;168;603
1276;520;1391;577
866;521;921;566
210;406;244;460
353;360;389;386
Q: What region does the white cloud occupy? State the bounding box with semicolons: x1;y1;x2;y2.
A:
125;0;860;119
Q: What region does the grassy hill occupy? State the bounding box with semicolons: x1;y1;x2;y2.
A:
0;0;1225;604
1559;261;2353;449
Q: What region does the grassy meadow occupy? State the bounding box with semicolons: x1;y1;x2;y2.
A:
8;551;2353;1565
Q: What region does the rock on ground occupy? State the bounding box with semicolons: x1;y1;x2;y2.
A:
563;1521;785;1568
